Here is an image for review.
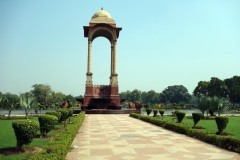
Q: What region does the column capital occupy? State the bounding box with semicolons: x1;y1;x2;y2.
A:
113;39;117;43
88;39;92;42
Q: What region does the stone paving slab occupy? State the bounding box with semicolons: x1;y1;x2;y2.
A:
66;114;240;160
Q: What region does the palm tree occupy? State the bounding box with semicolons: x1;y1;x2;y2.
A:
1;94;20;119
210;96;229;116
197;96;210;118
20;92;37;119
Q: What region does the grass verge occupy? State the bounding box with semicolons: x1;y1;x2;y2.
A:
130;113;240;153
28;112;85;160
0;112;85;160
155;115;240;139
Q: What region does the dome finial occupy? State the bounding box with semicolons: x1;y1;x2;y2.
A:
101;7;103;10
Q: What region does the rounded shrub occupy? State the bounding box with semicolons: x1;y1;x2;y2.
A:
46;111;62;121
146;108;152;116
176;111;186;123
57;109;69;122
12;120;39;150
153;109;158;117
38;114;58;137
192;113;202;127
215;116;229;134
67;108;74;117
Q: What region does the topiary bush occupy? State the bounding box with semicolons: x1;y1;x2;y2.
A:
67;108;74;117
159;110;165;119
153;109;158;117
146;108;152;116
192;113;202;127
215;116;229;134
57;109;69;122
176;111;186;123
46;111;62;121
38;114;58;137
12;120;39;150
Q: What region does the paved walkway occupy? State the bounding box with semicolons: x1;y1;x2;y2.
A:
66;114;240;160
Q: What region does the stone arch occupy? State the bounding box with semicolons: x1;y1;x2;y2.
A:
81;9;123;111
89;24;116;43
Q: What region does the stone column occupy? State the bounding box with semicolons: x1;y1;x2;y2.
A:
87;39;92;73
113;40;117;74
111;45;113;74
86;39;93;85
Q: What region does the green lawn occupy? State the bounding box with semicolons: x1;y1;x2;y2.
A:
155;115;240;139
0;116;65;160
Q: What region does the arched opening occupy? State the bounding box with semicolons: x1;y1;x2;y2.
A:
92;37;111;85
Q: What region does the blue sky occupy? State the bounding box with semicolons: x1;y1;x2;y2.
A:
0;0;240;96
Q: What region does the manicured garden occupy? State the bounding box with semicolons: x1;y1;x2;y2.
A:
130;111;240;153
154;114;240;139
0;110;85;160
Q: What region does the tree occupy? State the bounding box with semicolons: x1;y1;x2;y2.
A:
193;81;209;97
210;96;229;116
0;94;3;109
31;84;52;107
189;94;198;106
207;77;227;98
141;91;148;104
1;93;20;119
20;92;37;119
159;85;191;104
142;90;159;105
224;76;240;106
52;91;66;108
130;89;142;103
119;90;132;102
197;96;211;117
65;94;78;107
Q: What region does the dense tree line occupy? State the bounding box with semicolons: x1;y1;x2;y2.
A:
120;76;240;107
193;76;240;105
0;84;82;118
120;85;192;106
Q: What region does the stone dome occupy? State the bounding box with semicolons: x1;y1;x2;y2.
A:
90;8;116;24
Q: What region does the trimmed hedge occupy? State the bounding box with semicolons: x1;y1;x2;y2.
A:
38;114;58;137
192;113;202;127
46;111;62;121
12;120;39;150
130;113;240;153
29;112;85;160
215;116;229;134
176;111;186;123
